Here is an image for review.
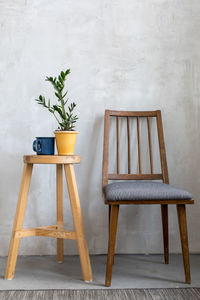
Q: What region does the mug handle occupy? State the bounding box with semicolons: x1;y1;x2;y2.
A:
33;140;42;153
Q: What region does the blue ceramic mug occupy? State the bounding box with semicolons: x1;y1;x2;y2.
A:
33;137;55;155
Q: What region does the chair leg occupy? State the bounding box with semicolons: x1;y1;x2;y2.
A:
108;204;115;265
56;164;63;263
161;204;169;264
177;204;191;284
105;205;119;287
108;205;111;228
4;163;33;279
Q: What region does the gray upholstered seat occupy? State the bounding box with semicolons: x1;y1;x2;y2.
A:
104;182;193;201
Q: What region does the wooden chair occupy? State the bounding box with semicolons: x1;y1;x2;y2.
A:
102;110;194;287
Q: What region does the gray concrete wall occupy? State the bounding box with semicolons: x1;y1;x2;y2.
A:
0;0;200;255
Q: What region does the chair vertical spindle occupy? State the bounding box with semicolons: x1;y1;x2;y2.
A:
127;117;131;174
147;117;154;174
116;116;119;174
137;117;142;174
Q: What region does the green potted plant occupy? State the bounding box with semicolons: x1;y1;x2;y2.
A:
35;69;78;155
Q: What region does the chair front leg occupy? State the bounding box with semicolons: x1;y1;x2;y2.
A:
105;204;119;287
177;204;191;284
108;205;111;228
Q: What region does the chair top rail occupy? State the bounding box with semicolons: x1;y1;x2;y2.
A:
108;173;163;180
107;110;158;117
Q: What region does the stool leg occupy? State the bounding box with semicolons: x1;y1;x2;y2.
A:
5;163;33;280
56;164;63;263
64;164;93;282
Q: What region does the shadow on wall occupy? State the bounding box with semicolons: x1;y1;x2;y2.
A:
78;114;106;227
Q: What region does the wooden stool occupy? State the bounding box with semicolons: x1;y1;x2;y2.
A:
4;155;93;282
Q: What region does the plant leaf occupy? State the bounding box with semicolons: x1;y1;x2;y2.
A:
53;105;66;120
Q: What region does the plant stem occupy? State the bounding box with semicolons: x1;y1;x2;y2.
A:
60;92;67;120
53;112;60;126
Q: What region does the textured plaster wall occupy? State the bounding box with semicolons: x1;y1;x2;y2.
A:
0;0;200;255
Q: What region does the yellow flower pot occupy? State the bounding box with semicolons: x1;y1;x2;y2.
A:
54;131;78;155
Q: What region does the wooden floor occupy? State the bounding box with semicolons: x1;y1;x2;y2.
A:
0;288;200;300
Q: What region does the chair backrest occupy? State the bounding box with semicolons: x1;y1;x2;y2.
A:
102;110;169;188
